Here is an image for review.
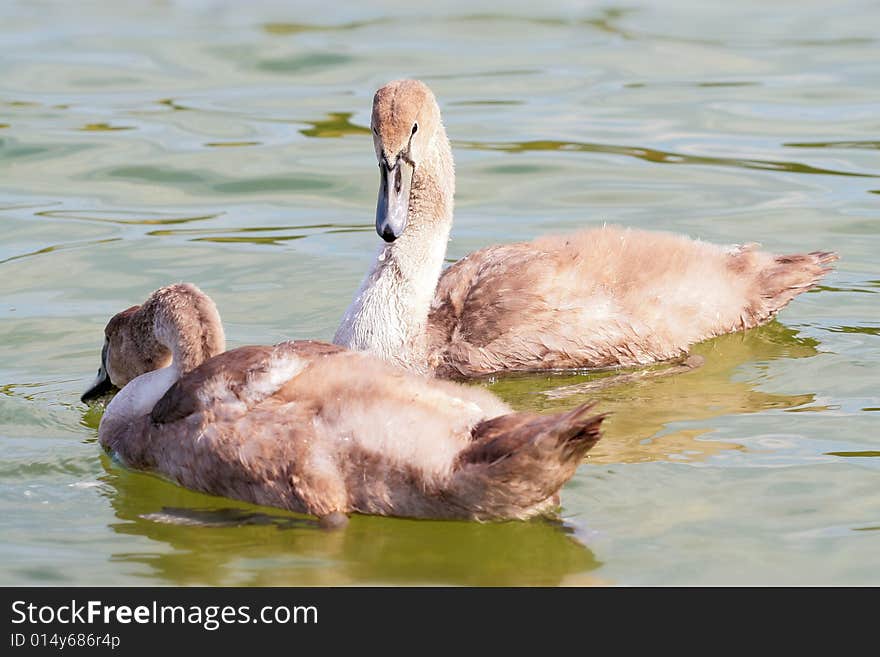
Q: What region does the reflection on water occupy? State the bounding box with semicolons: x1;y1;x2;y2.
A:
92;165;336;196
78;123;134;132
256;53;354;75
484;323;820;464
815;282;878;295
299;112;371;139
626;81;761;89
784;141;880;150
37;209;221;225
100;457;599;586
460;139;878;179
261;20;382;36
204;141;261;148
156;98;191;112
0;237;121;266
826;325;880;337
147;222;371;245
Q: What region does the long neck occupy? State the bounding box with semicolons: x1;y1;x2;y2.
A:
334;129;454;371
97;363;181;468
146;283;225;375
101;365;181;432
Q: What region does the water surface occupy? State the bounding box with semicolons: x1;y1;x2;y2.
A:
1;0;878;585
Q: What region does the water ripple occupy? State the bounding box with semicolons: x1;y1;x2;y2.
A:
0;237;121;266
261;19;383;36
825;325;880;337
299;112;370;139
77;123;134;132
256;52;354;75
459;139;878;178
784;140;880;150
37;209;220;226
147;223;370;245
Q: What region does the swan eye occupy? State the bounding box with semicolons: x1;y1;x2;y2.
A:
411;122;418;135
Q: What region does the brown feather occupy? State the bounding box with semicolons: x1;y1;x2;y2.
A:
99;302;605;521
427;226;838;377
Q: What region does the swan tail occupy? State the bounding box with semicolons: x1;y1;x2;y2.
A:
730;247;838;328
448;402;605;520
756;250;838;319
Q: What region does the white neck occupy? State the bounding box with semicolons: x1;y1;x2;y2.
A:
101;364;180;429
334;131;454;371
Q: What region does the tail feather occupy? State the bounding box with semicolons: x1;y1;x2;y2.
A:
734;249;838;328
759;250;837;309
448;402;605;520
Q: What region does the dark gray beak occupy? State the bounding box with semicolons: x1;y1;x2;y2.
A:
376;159;413;242
81;342;116;402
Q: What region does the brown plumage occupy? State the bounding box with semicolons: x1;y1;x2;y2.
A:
102;283;226;386
426;228;838;377
88;284;606;523
334;79;838;377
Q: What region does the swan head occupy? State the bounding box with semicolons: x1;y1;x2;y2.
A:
81;304;172;402
371;79;442;242
81;284;224;402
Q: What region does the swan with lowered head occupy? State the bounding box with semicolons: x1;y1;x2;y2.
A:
334;79;837;377
83;283;605;524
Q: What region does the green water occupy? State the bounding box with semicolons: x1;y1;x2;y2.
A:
1;1;878;586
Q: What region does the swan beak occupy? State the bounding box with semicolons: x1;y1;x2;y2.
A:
376;160;413;242
81;342;116;402
81;366;115;402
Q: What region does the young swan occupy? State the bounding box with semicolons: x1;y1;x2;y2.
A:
84;284;605;524
334;79;838;377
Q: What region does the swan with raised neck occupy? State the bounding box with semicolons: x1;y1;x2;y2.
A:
334;79;838;377
334;79;453;373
